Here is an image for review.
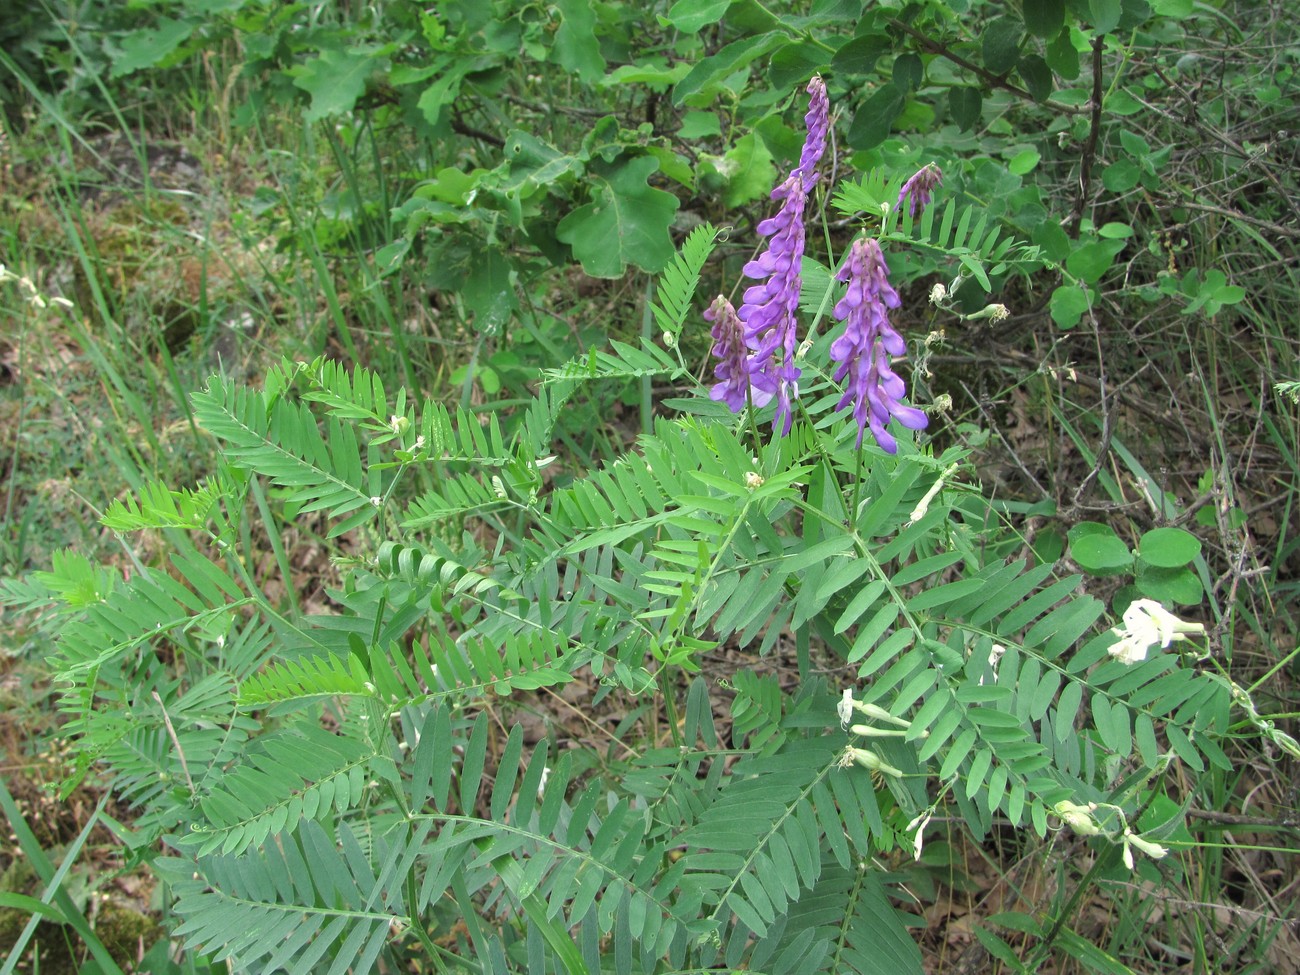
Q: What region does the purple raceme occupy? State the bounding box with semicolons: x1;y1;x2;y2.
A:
704;295;772;412
795;76;830;188
829;237;929;452
897;163;942;219
732;76;830;435
738;178;806;435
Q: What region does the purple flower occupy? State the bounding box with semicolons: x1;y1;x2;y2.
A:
734;77;831;436
897;163;943;219
795;76;830;188
705;295;772;412
829;238;928;452
739;177;806;434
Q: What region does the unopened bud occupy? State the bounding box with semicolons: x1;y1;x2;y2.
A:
848;747;903;777
1054;800;1102;835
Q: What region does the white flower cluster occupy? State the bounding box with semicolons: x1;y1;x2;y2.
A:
1108;599;1205;665
0;264;74;311
1052;801;1170;871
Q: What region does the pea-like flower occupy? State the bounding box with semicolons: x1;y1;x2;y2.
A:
1108;599;1206;665
1053;800;1102;836
897;163;943;218
705;295;771;412
734;77;830;436
828;237;928;451
1122;828;1169;870
738;179;807;435
794;76;830;187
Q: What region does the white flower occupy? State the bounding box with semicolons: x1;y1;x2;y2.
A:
838;689;855;729
1122;828;1168;870
1108;634;1150;665
1053;800;1102;836
907;472;946;525
839;690;911;729
979;643;1007;686
906;811;933;860
909;465;961;527
1108;599;1205;665
928;282;947;304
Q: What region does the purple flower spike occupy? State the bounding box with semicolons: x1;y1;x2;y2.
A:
739;175;805;435
829;238;928;452
897;163;943;219
734;78;831;437
705;295;772;412
795;76;830;188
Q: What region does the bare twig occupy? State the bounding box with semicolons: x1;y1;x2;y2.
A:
153;690;196;795
1185;807;1300;829
886;18;1086;117
1068;37;1106;237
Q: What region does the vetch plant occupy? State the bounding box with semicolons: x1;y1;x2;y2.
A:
1;83;1247;975
828;237;928;451
714;79;927;454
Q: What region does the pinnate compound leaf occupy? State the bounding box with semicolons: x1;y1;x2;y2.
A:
557;156;680;278
651;222;719;338
838;871;925;975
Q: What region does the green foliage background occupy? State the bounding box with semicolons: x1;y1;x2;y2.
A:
1;1;1297;973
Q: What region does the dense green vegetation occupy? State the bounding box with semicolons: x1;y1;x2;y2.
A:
1;1;1297;973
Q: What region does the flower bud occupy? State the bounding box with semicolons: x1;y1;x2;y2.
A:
848;747;903;777
1053;800;1102;835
